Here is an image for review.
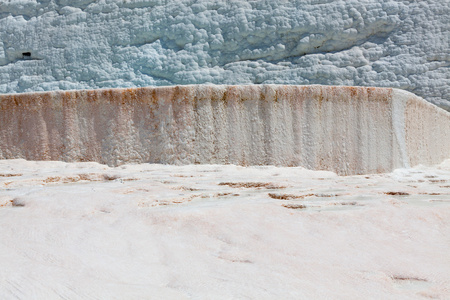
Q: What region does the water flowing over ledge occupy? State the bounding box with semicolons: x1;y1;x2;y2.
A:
0;85;449;175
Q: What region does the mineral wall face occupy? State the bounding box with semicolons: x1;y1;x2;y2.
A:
0;1;449;110
0;85;448;175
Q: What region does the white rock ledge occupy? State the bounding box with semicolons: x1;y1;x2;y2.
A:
0;85;449;175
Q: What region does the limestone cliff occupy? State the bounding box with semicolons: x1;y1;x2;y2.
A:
1;85;448;175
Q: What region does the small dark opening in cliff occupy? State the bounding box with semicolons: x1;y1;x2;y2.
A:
22;52;31;59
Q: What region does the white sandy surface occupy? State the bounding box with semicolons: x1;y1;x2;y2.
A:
1;159;449;299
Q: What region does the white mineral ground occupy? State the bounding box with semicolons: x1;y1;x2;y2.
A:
0;159;449;299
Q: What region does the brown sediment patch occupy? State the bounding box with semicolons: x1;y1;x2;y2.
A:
171;186;199;191
160;180;175;184
201;192;240;198
391;275;428;282
215;192;239;197
282;203;307;209
79;173;119;181
42;173;121;184
171;174;196;178
331;201;363;206
216;192;233;197
0;173;22;177
121;178;138;181
0;198;13;207
429;179;446;183
384;192;410;196
419;192;443;195
43;176;63;183
119;187;152;194
386;199;407;206
268;193;314;200
139;194;202;207
102;174;121;181
78;174;96;181
416;292;440;299
218;255;252;264
315;193;338;197
219;182;286;189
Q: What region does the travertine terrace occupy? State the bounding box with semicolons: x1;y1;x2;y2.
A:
1;0;449;110
0;85;449;175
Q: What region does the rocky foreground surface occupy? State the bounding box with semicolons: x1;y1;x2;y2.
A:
0;159;449;299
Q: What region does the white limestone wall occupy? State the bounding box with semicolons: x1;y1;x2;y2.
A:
0;85;449;175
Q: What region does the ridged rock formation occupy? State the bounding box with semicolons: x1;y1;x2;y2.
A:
1;1;449;110
0;85;449;175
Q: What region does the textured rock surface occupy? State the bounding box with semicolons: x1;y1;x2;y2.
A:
0;0;449;109
0;85;448;175
1;159;450;299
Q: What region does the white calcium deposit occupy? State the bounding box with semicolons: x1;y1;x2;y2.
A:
1;159;450;299
0;0;449;110
0;85;449;175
